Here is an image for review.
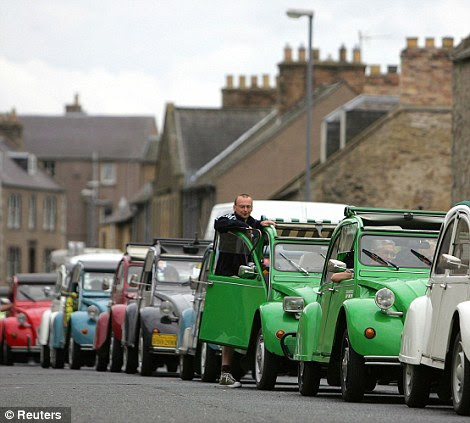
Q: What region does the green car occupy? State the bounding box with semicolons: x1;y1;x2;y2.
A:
199;219;338;390
289;207;445;402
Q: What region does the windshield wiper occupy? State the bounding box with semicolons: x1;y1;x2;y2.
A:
19;289;36;302
279;252;309;275
362;249;399;271
410;249;433;266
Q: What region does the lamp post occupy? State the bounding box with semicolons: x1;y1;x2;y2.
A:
287;8;314;202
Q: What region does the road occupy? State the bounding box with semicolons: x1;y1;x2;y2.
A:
0;363;467;423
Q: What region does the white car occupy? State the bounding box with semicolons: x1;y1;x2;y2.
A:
400;202;470;415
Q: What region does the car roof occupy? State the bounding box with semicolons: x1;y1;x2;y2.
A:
15;273;56;284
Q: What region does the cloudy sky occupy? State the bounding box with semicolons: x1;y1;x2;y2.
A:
1;0;468;129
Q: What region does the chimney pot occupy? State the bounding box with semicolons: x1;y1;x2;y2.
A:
262;74;270;89
442;36;454;48
406;37;418;48
339;44;347;62
251;75;258;88
370;65;381;75
353;47;361;63
226;75;233;89
425;37;435;48
284;45;292;62
239;75;246;89
298;45;306;62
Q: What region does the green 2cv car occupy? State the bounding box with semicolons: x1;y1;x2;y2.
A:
288;207;445;402
199;217;339;390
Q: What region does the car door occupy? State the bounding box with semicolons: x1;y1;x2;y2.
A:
430;212;470;362
199;229;267;349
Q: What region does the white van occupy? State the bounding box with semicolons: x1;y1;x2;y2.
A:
204;200;347;240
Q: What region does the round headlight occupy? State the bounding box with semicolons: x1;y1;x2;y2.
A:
375;288;395;310
17;313;28;326
87;305;100;320
160;300;173;316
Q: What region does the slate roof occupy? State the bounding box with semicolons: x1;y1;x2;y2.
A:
174;107;272;180
0;142;63;191
19;115;158;161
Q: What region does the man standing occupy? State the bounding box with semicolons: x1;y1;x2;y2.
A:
214;194;275;388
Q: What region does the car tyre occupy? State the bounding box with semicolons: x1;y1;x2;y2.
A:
200;342;219;382
50;347;65;369
298;361;321;396
403;363;430;407
123;343;138;374
452;333;470;416
139;329;153;376
40;344;50;368
340;329;365;402
179;353;194;380
2;339;13;366
95;338;110;372
68;337;81;370
110;334;123;373
254;329;278;390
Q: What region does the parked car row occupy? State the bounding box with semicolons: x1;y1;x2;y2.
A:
2;201;470;416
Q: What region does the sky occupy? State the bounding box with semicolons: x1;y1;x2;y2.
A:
1;0;469;130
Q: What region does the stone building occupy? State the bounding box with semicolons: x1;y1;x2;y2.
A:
451;34;470;203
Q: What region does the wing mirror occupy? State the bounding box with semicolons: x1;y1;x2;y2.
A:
441;253;468;270
328;259;347;273
129;274;140;288
102;278;111;291
238;263;258;279
189;276;198;290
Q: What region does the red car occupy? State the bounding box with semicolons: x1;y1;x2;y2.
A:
0;273;55;365
94;243;148;372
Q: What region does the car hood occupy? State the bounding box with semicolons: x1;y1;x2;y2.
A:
16;306;50;326
357;275;428;313
271;282;319;304
81;297;109;313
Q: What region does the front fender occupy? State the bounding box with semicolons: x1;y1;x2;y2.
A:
51;312;66;349
2;317;35;347
38;309;52;346
178;308;195;351
344;298;404;357
294;302;323;361
70;311;96;345
124;302;139;347
111;304;126;341
399;296;431;365
140;307;178;347
457;301;470;360
260;302;299;356
94;311;110;349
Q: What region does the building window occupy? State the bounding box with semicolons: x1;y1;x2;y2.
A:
7;193;21;229
100;162;116;186
44;248;54;272
7;246;21;276
43;161;56;177
43;196;57;231
28;195;37;230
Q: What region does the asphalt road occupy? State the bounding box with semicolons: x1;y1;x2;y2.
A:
0;363;467;423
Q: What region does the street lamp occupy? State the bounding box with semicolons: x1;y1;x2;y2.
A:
287;8;314;202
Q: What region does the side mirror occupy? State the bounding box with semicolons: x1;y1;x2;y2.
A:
238;264;258;279
43;286;52;298
441;253;468;270
129;274;139;288
102;278;111;291
1;297;12;305
189;276;198;290
327;259;347;273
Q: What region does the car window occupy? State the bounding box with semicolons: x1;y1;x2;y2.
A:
435;218;455;274
213;231;255;276
274;243;328;273
83;272;113;291
17;283;54;301
450;216;470;276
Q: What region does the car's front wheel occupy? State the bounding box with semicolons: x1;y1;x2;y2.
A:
110;334;123;373
254;329;278;390
179;353;194;380
2;338;13;366
40;344;50;368
200;342;219;382
68;337;81;370
139;329;153;376
298;361;321;396
452;333;470;415
403;363;430;407
50;346;65;369
95;336;110;372
340;329;365;402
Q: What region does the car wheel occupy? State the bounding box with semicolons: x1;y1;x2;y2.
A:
110;334;123;373
254;329;278;390
139;329;153;376
50;347;65;369
340;329;365;402
403;363;430;407
452;333;470;415
95;338;110;372
2;338;13;366
179;353;194;380
200;342;219;382
40;344;50;368
166;360;178;373
298;361;321;396
123;343;138;374
68;337;81;370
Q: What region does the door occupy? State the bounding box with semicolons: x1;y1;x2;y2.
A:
199;230;267;349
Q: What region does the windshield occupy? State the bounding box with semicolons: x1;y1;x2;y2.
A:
17;283;53;301
274;243;329;273
359;235;437;268
83;271;114;292
156;259;202;285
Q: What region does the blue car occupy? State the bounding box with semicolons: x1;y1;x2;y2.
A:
49;253;122;369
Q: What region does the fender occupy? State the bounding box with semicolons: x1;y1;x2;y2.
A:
178;307;195;351
94;311;110;349
0;320;4;343
343;298;404;357
140;306;177;347
51;312;66;349
457;301;470;360
293;302;323;361
259;302;299;356
124;302;139;348
399;295;431;365
70;311;96;345
111;304;127;341
2;317;35;347
38;309;52;346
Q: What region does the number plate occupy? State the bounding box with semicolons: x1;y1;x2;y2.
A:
151;333;177;348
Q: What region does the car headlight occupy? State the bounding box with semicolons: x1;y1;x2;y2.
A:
87;305;100;320
160;300;174;316
283;296;305;313
17;313;29;327
375;288;395;311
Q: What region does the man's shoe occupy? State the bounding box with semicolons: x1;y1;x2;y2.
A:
218;372;242;388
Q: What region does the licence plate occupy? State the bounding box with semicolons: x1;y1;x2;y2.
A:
151;333;177;348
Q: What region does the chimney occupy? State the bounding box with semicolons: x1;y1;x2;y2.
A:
298;45;306;62
339;45;347;62
65;93;84;114
251;75;258;88
284;45;292;62
226;75;234;89
353;47;361;63
313;48;320;61
387;65;398;74
239;75;246;89
262;74;270;88
442;37;454;48
425;37;435;48
370;65;381;75
406;37;418;48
